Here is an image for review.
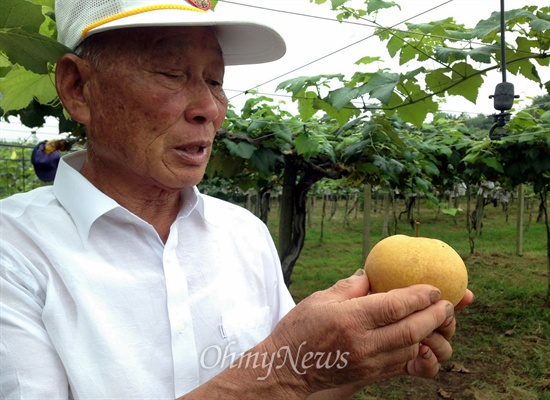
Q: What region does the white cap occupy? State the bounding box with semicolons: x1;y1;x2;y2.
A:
55;0;286;65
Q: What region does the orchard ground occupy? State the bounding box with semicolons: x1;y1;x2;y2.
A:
264;193;549;400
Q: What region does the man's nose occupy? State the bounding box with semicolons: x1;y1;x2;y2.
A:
184;80;223;124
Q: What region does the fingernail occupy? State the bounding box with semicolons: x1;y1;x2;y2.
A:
446;303;455;318
443;315;454;328
430;290;442;304
354;269;365;277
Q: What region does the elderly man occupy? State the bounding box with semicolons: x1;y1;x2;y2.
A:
0;1;473;399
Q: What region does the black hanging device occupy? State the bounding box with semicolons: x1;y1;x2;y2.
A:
488;0;519;140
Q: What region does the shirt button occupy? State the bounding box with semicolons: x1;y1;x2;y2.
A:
177;326;186;334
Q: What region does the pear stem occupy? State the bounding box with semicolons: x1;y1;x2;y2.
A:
415;221;420;237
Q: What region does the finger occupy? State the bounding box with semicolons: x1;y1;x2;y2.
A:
435;313;456;341
406;344;441;378
362;284;443;328
371;299;454;353
421;331;453;362
323;269;370;302
455;289;474;311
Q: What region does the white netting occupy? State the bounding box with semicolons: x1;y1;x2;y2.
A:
54;0;286;65
56;1;198;50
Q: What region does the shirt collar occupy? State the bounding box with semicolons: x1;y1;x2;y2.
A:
53;151;120;243
53;151;205;243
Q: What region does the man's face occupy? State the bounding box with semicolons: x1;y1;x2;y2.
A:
82;26;228;191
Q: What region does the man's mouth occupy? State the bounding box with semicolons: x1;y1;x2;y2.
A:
173;144;210;165
180;145;205;154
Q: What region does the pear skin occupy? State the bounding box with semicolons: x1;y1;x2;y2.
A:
364;234;468;306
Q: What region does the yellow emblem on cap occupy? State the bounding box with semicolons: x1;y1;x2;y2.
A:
188;0;210;11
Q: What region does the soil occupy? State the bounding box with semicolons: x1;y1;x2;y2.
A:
354;298;550;400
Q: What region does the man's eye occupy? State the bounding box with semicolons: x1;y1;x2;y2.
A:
209;79;223;87
161;72;182;79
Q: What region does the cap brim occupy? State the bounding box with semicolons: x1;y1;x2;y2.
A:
86;9;286;66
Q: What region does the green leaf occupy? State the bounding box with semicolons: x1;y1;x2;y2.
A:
295;133;319;156
366;0;399;14
415;177;432;192
249;147;283;175
447;62;484;104
272;123;294;144
399;43;417;65
222;139;256;159
315;97;359;125
330;0;349;7
471;10;533;38
422;161;440;177
297;91;317;121
482;156;504;173
468;46;495;64
0;29;70;74
342;139;371;160
0;0;44;31
326;84;370;111
425;69;452;93
355;55;381;65
516;59;541;83
386;35;402;58
441;207;462;216
367;0;401;14
364;72;400;105
0;67;57;112
276;74;343;97
530;17;550;31
462;151;479;164
395;98;438;127
434;47;468;63
246;120;267;133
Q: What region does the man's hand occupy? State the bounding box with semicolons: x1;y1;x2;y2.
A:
264;269;470;397
180;270;473;400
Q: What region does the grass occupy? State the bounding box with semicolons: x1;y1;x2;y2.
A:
265;194;550;400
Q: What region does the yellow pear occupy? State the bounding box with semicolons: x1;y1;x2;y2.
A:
364;234;468;306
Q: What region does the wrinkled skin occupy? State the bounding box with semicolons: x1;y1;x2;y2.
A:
56;26;227;241
184;271;473;400
56;26;474;400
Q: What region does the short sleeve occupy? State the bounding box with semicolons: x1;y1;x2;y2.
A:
0;241;70;399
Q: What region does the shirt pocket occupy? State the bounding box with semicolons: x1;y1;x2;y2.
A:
220;305;272;354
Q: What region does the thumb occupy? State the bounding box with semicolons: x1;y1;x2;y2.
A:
325;269;370;302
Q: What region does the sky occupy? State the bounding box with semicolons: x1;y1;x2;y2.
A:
1;0;548;142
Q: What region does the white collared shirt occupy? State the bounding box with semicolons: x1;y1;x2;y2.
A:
0;151;295;399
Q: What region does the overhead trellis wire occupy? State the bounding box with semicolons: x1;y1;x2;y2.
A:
220;0;456;101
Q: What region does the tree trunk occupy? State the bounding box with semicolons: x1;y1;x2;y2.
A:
516;184;524;256
329;193;338;221
278;155;333;287
474;191;485;238
278;156;297;261
320;193;327;243
382;188;391;238
363;183;372;263
258;188;271;224
343;193;350;228
280;168;326;287
466;186;475;254
540;189;550;307
307;194;314;229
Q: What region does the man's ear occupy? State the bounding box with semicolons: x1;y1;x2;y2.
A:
55;54;93;125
